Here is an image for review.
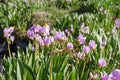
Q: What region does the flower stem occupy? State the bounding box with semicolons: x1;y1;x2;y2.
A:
50;55;53;80
35;40;39;59
8;42;12;58
80;60;86;79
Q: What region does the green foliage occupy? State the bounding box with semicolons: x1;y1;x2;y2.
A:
0;0;120;80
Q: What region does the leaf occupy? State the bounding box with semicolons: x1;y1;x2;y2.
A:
17;60;24;80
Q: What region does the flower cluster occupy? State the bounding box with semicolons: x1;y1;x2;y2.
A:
3;27;15;42
67;42;73;50
78;34;86;44
98;58;107;67
115;18;120;28
54;30;66;41
101;69;120;80
27;24;54;46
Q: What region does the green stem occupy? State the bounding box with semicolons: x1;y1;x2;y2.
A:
35;39;39;60
8;42;12;58
50;55;53;80
80;60;86;79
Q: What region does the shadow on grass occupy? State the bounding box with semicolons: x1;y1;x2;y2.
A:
70;3;97;14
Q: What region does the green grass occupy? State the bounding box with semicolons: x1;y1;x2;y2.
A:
0;0;120;80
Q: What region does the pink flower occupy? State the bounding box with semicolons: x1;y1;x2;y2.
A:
12;52;16;57
90;72;98;79
82;46;90;54
102;41;107;46
54;30;66;40
43;36;54;46
70;26;74;32
78;34;86;44
27;30;34;40
10;36;15;42
77;52;84;60
111;69;120;80
3;27;14;38
101;72;112;80
98;58;107;67
89;40;97;50
34;24;43;33
42;24;50;36
67;42;73;50
115;18;120;28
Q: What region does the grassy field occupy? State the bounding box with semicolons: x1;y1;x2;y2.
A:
0;0;120;80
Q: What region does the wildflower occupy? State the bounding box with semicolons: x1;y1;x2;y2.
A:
10;36;15;42
67;42;73;50
70;25;74;32
54;30;66;40
12;52;16;57
42;23;50;36
78;34;86;44
34;24;43;33
27;30;34;40
90;72;98;79
98;58;107;67
101;71;112;80
77;52;84;60
29;24;36;30
89;40;97;50
102;41;107;46
31;46;35;51
38;38;44;46
111;69;120;80
3;27;14;38
43;36;54;46
81;23;85;28
115;18;120;28
82;46;90;54
65;29;70;36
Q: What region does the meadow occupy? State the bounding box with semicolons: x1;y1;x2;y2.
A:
0;0;120;80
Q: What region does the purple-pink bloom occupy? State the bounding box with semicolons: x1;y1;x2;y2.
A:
70;26;74;32
83;46;90;54
65;29;70;36
31;46;35;51
29;24;36;30
27;30;34;40
10;36;15;42
12;52;16;57
78;34;86;44
3;27;14;38
111;69;120;80
90;72;98;79
77;52;84;60
102;41;107;46
54;30;66;40
115;18;120;28
81;23;85;28
98;58;107;67
43;36;54;46
89;40;97;50
38;38;44;46
42;24;50;36
34;24;43;33
8;27;14;33
101;72;112;80
67;42;73;50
